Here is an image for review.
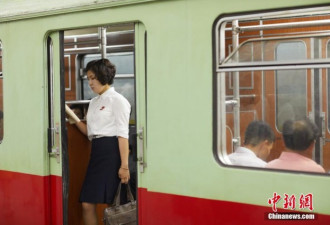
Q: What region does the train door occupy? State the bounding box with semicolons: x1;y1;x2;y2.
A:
62;23;146;225
47;31;66;225
134;23;147;224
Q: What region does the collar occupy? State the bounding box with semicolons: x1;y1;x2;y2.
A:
97;86;115;99
235;146;258;157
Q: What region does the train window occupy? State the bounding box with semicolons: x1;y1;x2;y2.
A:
0;41;3;143
275;42;307;131
214;8;330;173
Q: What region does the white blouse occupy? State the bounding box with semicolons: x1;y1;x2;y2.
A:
86;87;131;140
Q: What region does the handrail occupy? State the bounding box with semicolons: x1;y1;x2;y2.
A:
64;44;134;54
231;20;241;149
217;60;330;72
221;32;330;65
224;29;330;40
64;30;134;41
214;6;330;67
65;100;91;105
224;19;330;32
47;37;55;153
226;94;256;99
99;27;107;59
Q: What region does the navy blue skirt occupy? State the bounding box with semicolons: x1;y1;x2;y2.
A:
79;137;121;204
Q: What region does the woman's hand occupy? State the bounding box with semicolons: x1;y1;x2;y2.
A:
65;104;88;136
118;137;130;183
65;104;81;124
118;167;130;184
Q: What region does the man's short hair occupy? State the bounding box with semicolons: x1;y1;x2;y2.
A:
244;120;275;146
282;119;319;151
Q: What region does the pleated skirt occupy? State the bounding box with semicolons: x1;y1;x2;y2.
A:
79;136;121;204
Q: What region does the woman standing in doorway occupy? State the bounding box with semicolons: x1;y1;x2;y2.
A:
66;58;131;225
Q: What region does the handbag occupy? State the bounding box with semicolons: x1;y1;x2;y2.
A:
103;182;137;225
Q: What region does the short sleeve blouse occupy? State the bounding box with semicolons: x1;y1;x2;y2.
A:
86;87;131;140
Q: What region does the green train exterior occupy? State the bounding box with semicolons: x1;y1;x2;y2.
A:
0;0;330;225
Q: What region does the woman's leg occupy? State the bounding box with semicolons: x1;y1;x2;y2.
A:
82;202;98;225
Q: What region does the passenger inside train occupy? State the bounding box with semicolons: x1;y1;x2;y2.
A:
266;118;326;173
228;120;275;167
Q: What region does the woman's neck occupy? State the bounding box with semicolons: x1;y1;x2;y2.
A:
99;84;110;95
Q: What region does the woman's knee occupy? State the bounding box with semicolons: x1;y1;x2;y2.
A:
82;202;96;212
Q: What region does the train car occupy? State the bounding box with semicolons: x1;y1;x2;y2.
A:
0;0;330;225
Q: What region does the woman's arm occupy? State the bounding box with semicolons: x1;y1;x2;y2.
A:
75;121;88;136
118;136;130;183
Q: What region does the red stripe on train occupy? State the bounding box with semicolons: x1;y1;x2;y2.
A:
0;170;62;225
138;188;330;225
1;170;329;225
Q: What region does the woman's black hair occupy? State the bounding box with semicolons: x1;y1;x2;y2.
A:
86;58;116;85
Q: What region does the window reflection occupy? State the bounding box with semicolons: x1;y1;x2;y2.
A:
275;42;307;131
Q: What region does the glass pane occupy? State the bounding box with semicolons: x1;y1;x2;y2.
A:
83;52;134;74
82;52;135;122
275;42;307;131
113;78;135;124
222;70;273;167
225;38;316;65
82;52;134;99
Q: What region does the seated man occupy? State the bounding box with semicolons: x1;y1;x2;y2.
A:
228;120;275;167
266;119;325;173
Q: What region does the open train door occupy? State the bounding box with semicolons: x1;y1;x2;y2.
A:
47;31;67;225
134;22;148;224
47;23;146;225
62;24;139;225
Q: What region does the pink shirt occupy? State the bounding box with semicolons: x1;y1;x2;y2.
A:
266;152;325;173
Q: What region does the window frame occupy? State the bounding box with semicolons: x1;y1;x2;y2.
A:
213;7;330;173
